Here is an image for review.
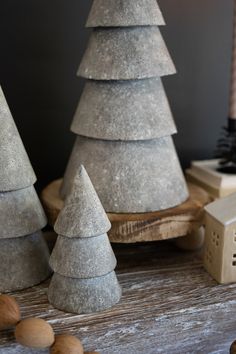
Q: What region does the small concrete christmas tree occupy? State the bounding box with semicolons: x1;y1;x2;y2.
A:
61;0;189;213
0;86;51;292
48;165;121;314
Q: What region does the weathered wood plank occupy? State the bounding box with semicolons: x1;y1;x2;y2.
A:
41;181;211;243
0;241;235;353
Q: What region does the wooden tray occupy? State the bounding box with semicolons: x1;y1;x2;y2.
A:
41;180;211;243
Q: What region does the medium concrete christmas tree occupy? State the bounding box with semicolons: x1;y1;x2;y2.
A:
0;86;51;292
48;166;121;314
61;0;189;213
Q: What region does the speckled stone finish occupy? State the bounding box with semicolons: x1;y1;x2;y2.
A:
50;234;117;278
78;27;176;80
48;271;122;314
86;0;165;27
61;136;189;213
0;232;51;292
56;166;111;237
50;165;121;314
71;78;177;141
0;86;36;192
0;86;51;292
62;1;189;214
0;186;47;239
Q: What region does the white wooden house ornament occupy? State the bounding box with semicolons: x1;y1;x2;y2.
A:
204;193;236;284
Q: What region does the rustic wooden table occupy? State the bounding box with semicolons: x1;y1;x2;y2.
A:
0;240;235;354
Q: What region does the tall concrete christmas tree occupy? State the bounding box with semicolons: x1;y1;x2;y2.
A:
61;0;189;213
0;86;51;292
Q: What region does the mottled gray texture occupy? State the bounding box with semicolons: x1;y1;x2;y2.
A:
56;166;111;237
50;166;121;313
48;271;122;314
0;86;36;192
0;186;47;239
86;0;165;28
50;234;117;278
71;78;177;141
0;232;51;292
61;136;189;213
78;27;176;80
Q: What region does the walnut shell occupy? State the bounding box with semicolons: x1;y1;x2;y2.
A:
230;340;236;354
15;318;55;348
0;295;21;330
50;334;83;354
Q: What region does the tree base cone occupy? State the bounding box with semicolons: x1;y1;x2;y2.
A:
0;232;52;292
48;271;122;314
41;179;211;244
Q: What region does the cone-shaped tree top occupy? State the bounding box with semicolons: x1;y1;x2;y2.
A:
86;0;165;28
0;87;36;192
0;186;47;239
71;78;177;141
50;234;117;279
78;27;176;80
55;165;111;237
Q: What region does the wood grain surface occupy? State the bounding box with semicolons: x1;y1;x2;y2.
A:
0;240;235;354
41;180;211;243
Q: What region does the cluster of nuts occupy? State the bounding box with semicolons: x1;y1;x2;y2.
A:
0;295;99;354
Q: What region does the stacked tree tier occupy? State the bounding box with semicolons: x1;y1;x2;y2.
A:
49;166;121;314
0;86;51;292
61;0;189;213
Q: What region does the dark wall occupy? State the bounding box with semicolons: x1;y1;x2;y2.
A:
0;0;233;190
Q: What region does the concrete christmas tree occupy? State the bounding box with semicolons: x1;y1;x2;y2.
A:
61;0;189;213
0;86;51;292
48;165;121;314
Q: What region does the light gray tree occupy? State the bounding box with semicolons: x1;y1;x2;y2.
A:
49;165;121;314
61;0;189;213
0;86;51;292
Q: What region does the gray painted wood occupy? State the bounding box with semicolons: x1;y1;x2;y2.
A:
1;240;236;353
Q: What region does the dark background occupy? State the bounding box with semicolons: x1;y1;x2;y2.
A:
0;0;233;190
